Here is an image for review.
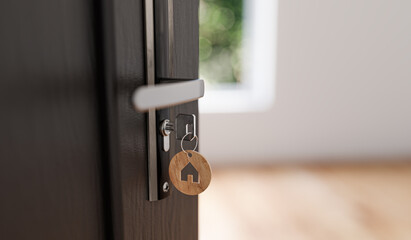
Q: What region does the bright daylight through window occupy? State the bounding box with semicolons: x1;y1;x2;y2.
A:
199;0;277;113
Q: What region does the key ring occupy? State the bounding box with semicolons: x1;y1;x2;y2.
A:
181;132;198;156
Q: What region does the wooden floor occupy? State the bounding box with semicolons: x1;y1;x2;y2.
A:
199;164;411;240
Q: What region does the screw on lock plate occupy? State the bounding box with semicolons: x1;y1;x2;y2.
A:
160;119;174;152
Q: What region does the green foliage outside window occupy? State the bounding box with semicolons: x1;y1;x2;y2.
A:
199;0;243;86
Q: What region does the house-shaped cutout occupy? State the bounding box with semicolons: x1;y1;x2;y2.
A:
181;162;199;183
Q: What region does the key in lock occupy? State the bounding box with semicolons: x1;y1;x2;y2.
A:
160;114;197;152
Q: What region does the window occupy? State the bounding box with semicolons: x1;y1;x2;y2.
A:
199;0;278;113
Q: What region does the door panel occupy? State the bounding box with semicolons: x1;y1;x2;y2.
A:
0;0;106;239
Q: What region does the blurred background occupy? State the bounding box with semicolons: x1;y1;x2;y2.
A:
198;0;411;239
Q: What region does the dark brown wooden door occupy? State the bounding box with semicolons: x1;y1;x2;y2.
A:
0;0;199;239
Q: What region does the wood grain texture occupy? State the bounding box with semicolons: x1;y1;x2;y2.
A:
104;0;199;239
200;164;411;240
155;0;199;80
0;0;106;239
169;150;212;195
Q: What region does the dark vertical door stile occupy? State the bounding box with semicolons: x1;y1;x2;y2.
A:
101;0;200;239
155;0;200;80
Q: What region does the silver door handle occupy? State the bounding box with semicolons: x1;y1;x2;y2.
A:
132;79;204;112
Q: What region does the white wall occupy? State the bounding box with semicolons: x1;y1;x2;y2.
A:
200;0;411;164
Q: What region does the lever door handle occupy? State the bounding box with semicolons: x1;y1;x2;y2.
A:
132;79;204;112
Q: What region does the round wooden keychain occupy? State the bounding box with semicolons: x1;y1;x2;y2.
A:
169;133;212;196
